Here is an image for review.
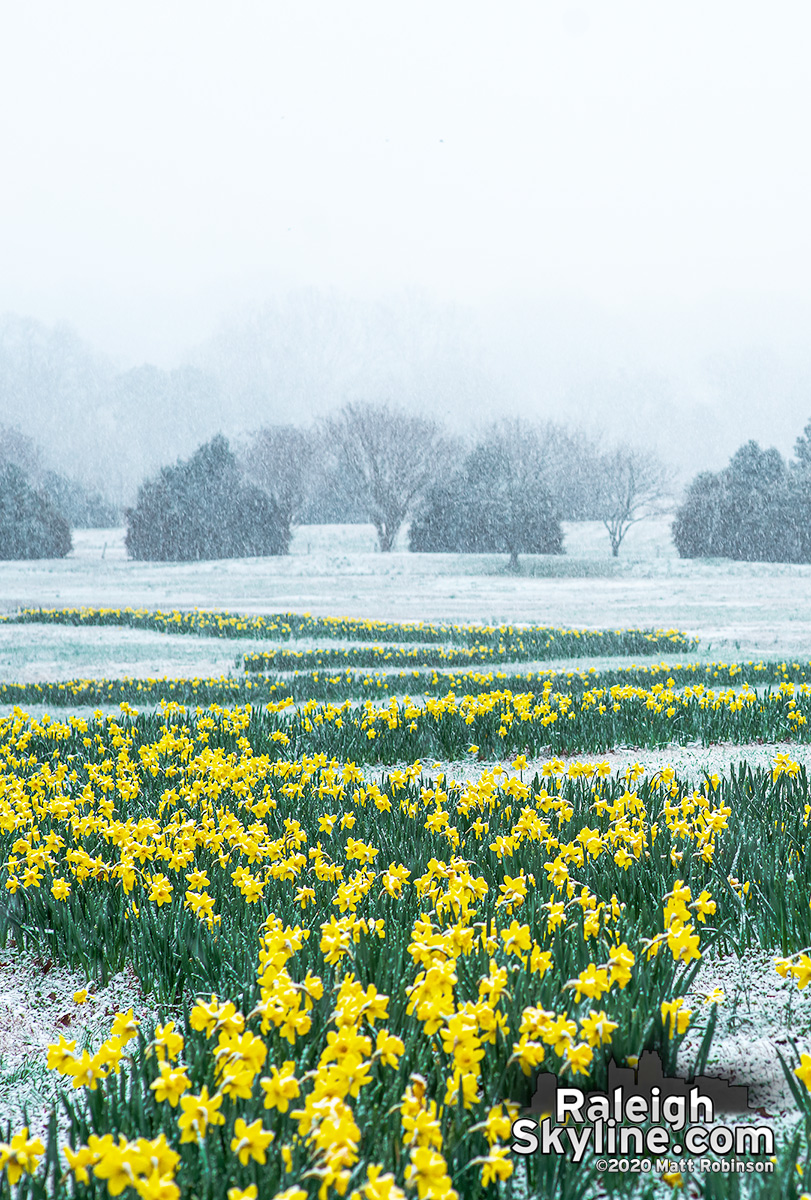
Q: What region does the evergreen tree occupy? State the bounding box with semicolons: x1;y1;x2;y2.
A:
673;438;801;562
125;435;288;561
410;424;563;566
0;462;71;559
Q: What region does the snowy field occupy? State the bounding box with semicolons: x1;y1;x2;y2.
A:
2;522;811;662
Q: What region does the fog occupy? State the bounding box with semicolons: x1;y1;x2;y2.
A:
2;0;811;500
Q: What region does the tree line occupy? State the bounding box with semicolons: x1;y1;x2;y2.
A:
123;406;671;564
0;405;673;563
5;403;811;565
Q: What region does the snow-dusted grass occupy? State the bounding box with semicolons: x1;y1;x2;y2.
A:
0;949;154;1144
680;950;811;1137
60;519;677;561
3;522;811;660
419;742;811;790
0;623;247;683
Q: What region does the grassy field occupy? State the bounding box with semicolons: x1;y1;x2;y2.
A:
1;581;811;1197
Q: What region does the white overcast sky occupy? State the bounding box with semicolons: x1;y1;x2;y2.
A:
2;1;811;462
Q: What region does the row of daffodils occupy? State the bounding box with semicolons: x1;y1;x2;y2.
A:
4;658;811;712
4;608;697;657
8;681;811;762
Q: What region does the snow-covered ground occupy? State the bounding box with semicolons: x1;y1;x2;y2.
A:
0;623;249;683
0;950;153;1144
680;949;811;1132
2;522;811;660
55;519;678;562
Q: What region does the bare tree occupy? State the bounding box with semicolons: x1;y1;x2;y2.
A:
240;424;319;542
536;422;602;520
593;446;672;556
326;402;455;551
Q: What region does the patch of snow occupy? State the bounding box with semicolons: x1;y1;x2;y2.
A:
0;947;156;1144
